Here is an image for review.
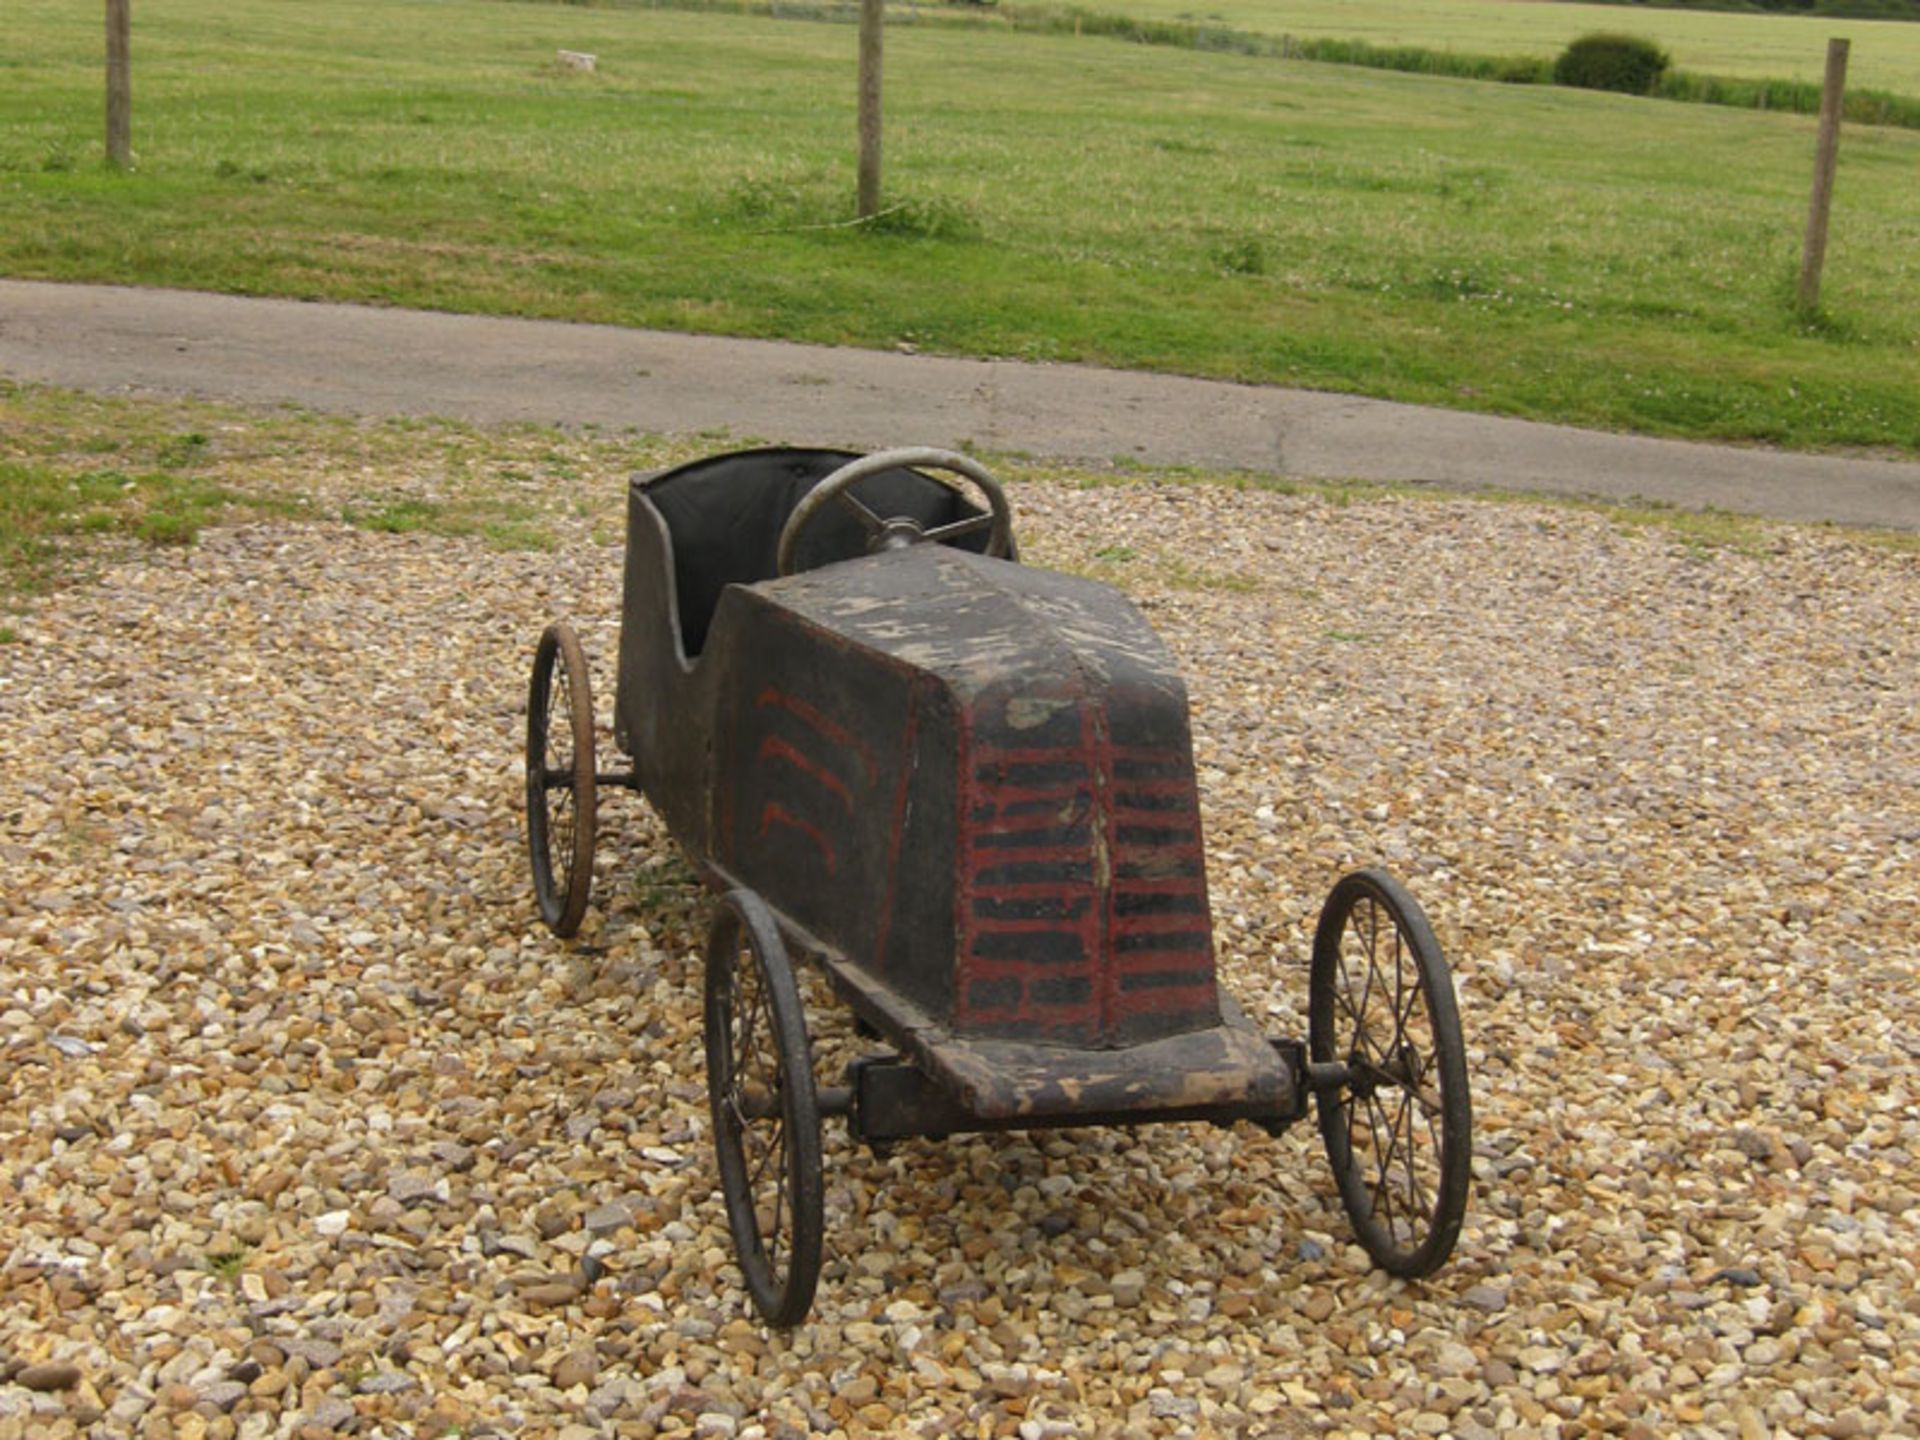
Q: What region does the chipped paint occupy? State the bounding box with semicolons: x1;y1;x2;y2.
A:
1006;694;1075;730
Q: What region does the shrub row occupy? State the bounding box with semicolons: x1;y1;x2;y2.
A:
1655;68;1920;126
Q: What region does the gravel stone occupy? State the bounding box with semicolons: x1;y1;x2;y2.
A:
14;1363;82;1392
551;1349;599;1391
583;1200;635;1235
197;1382;249;1412
278;1341;343;1372
2;448;1916;1437
299;1398;356;1432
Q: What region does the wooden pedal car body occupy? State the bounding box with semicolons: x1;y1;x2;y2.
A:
524;447;1470;1325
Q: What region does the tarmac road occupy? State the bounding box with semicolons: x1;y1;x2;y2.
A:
3;278;1917;529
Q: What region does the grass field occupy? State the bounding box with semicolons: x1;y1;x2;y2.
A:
1082;0;1920;93
5;0;1919;452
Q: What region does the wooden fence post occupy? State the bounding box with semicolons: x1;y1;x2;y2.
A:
1797;37;1849;312
857;0;883;219
106;0;132;169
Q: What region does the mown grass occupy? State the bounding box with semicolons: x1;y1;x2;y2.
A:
4;0;1920;453
1065;0;1920;93
976;1;1920;126
540;0;1920;124
524;0;1920;92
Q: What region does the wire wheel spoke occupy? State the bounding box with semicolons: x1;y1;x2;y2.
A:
762;1131;790;1274
1344;903;1379;1027
1362;1090;1400;1233
733;962;768;1080
1336;953;1374;1059
1384;1083;1433;1236
1390;955;1429;1056
1367;1021;1431;1225
547;780;575;859
735;1076;789;1269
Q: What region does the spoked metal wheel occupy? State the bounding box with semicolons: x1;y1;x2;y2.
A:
704;890;824;1327
525;621;597;937
1310;868;1470;1277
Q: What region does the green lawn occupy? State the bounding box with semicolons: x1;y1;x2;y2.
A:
4;0;1919;451
1084;0;1920;92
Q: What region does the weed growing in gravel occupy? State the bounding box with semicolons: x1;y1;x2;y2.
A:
341;499;440;535
628;855;705;937
340;497;558;551
1162;557;1262;594
0;458;278;598
55;820;112;861
1061;540;1260;593
156;430;213;469
1597;500;1774;557
479;516;558;551
1856;528;1920;555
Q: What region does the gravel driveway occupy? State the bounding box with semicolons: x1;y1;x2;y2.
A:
2;462;1916;1440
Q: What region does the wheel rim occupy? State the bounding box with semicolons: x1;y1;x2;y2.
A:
1312;871;1469;1275
705;895;822;1325
538;649;578;894
525;624;595;936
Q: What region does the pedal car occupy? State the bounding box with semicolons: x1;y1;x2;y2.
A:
524;446;1471;1325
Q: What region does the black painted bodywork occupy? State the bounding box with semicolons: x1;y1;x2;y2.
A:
613;449;1295;1124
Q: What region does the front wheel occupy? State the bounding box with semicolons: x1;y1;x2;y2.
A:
1310;869;1470;1277
526;621;597;937
704;890;824;1327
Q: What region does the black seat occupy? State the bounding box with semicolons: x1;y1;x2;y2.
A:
643;447;990;656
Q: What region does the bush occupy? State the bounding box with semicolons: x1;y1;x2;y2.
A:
1493;56;1553;85
1554;33;1671;96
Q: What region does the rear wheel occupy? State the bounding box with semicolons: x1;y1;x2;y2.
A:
1310;869;1470;1276
705;890;824;1326
526;622;596;937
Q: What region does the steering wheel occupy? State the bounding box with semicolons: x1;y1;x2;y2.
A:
775;447;1015;578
